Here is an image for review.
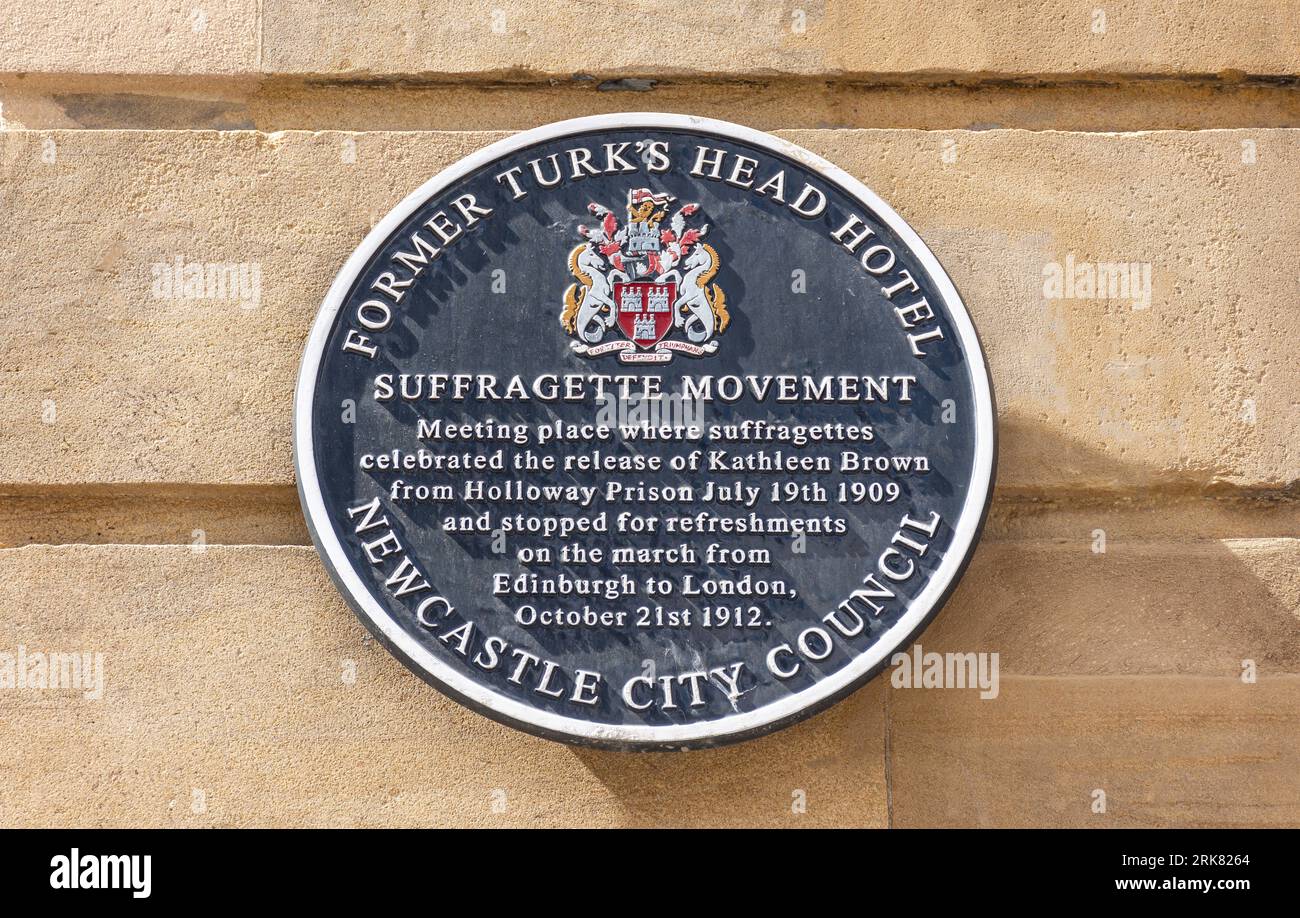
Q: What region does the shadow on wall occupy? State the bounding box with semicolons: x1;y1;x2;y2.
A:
569;419;1300;828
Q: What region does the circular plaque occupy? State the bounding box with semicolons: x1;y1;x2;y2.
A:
295;114;995;749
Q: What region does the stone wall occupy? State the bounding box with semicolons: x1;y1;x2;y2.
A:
0;1;1296;827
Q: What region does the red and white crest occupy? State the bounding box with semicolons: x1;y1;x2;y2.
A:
560;188;729;364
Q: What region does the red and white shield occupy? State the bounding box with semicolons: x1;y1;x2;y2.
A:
614;281;676;348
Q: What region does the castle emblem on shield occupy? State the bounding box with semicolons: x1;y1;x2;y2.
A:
560;189;729;363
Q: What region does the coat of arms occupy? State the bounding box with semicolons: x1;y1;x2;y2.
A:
560;188;729;363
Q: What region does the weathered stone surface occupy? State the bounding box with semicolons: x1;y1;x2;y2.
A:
927;538;1300;675
3;541;1295;826
0;545;886;827
0;129;491;486
2;2;1296;79
5;74;1298;133
259;1;1300;78
890;675;1300;827
0;485;308;547
0;1;258;75
788;128;1300;495
0;128;1294;491
982;493;1300;543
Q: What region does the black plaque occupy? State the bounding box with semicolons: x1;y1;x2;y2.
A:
295;114;995;748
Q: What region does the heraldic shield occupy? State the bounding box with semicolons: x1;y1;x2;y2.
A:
614;280;677;348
